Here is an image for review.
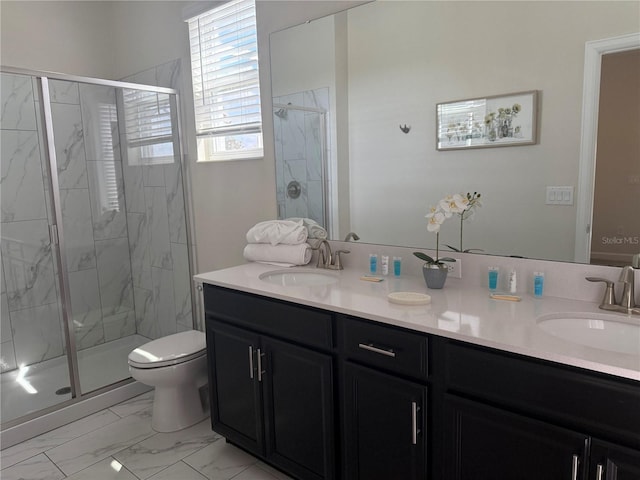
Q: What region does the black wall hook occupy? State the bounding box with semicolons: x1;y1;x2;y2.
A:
400;124;411;134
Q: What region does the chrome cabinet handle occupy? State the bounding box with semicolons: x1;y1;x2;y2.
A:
596;464;604;480
571;454;579;480
358;343;396;358
411;402;420;445
256;348;266;382
248;346;254;379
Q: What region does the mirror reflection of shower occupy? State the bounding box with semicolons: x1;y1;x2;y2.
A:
274;102;291;120
272;88;330;236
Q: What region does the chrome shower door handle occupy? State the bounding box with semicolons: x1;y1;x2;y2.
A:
596;463;604;480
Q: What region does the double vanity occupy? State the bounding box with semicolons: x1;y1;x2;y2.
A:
195;262;640;480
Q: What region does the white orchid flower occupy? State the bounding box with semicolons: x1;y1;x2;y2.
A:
438;196;454;218
439;194;468;216
425;205;438;218
426;211;445;232
454;194;471;211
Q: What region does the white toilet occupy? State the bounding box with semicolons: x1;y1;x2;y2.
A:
128;330;208;432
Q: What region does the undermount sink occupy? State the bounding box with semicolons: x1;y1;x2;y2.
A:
259;268;339;287
536;312;640;355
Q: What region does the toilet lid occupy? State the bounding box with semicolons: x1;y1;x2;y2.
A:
128;330;206;369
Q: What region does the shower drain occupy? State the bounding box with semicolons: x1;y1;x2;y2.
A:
56;386;71;395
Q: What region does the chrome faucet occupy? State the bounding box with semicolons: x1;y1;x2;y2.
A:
586;264;638;314
313;239;350;270
586;277;618;310
315;240;332;268
344;232;360;242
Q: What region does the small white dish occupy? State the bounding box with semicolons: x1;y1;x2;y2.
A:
387;291;431;306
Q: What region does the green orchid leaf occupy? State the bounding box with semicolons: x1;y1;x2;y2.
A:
439;257;457;263
413;251;436;263
444;244;461;252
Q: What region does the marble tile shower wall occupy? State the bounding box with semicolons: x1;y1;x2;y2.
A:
273;88;329;227
0;66;192;373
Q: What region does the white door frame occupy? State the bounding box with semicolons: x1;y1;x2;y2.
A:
575;32;640;263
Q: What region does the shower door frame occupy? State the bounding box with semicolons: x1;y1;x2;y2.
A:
0;66;197;433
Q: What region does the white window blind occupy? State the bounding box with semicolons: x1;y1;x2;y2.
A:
122;89;175;165
187;0;263;161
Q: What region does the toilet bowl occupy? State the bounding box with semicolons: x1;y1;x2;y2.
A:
128;330;208;432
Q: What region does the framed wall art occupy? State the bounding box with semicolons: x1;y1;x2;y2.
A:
436;90;538;150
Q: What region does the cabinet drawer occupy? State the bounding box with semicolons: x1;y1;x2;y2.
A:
339;316;428;380
204;284;333;350
444;340;640;449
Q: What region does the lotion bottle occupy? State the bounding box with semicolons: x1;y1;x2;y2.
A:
508;269;517;293
381;255;389;276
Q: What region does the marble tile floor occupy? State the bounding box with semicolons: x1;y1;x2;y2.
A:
1;391;293;480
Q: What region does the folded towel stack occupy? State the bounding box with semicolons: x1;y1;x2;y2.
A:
244;219;313;266
243;243;312;267
246;219;308;246
286;217;328;240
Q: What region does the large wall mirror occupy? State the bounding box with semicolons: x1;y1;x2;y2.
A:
269;1;640;265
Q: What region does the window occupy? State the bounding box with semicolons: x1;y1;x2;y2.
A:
187;0;263;162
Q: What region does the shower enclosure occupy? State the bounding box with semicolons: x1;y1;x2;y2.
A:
273;88;330;234
0;68;194;434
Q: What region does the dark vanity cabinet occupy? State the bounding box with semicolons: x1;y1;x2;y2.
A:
204;285;336;480
203;283;640;480
438;341;640;480
340;316;429;480
589;440;640;480
443;395;590;479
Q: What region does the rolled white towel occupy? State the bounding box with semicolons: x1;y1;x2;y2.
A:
286;217;328;240
246;220;308;246
243;243;312;266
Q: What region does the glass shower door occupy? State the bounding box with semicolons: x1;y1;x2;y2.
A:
1;70;191;428
46;80;189;396
45;78;145;395
1;72;73;422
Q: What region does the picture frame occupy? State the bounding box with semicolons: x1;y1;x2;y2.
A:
436;90;538;150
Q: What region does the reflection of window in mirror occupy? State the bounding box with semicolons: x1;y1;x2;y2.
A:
591;48;640;267
186;0;263;162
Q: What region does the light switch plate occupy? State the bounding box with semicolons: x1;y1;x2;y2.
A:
545;186;574;205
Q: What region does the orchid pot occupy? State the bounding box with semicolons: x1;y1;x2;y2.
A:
422;263;448;289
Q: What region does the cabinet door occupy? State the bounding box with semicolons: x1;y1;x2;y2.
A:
206;320;263;455
343;362;427;480
590;439;640;480
262;337;335;480
444;395;589;480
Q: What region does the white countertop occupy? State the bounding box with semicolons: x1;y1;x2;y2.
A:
195;263;640;382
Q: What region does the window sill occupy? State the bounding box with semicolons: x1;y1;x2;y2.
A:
196;154;264;164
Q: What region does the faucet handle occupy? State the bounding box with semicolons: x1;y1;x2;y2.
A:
618;265;637;309
586;277;617;309
332;250;350;270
